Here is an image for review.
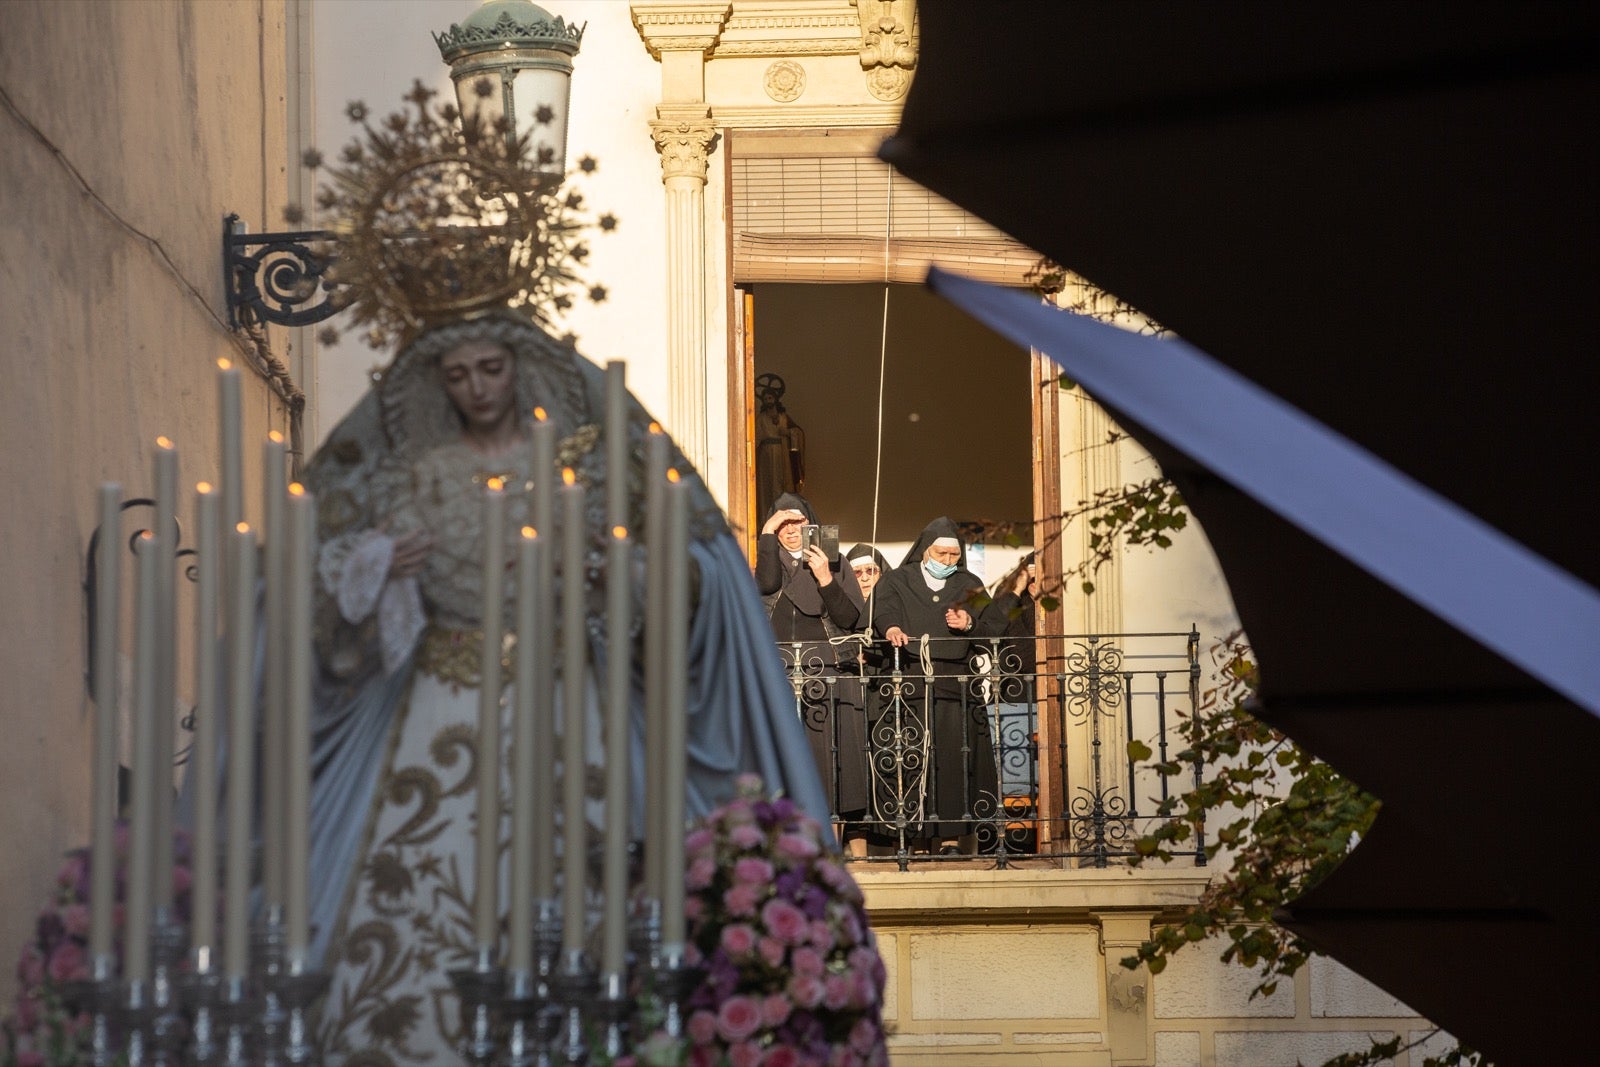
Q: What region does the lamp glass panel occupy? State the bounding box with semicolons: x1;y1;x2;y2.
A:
510;65;572;176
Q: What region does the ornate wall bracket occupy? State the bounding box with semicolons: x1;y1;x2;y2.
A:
850;0;918;101
222;214;344;328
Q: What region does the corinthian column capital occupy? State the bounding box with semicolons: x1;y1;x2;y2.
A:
650;113;719;184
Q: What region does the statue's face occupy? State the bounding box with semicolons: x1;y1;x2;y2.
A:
439;340;516;435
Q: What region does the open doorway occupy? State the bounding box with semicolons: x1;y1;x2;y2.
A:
743;282;1032;584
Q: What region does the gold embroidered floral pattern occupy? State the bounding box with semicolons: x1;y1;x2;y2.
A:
414;627;516;691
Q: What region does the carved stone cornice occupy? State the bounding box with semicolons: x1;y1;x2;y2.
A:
631;2;734;59
850;0;917;100
650;112;720;183
715;0;862;58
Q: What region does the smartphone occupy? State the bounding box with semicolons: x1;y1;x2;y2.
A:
799;523;840;559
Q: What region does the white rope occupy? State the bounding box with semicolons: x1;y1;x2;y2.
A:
867;165;894;632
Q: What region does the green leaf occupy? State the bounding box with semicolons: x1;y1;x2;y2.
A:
1127;739;1153;762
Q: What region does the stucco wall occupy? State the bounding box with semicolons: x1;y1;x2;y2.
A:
0;0;290;1006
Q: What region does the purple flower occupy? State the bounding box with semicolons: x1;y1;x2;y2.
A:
723;883;761;917
791;946;824;978
729;1040;764;1067
823;973;853;1011
776;833;821;862
760;992;792;1027
786;973;824;1009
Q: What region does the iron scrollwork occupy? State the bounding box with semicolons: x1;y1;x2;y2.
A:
223;214;345;328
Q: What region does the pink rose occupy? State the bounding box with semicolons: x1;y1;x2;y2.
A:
774;833;820;862
735;772;765;796
760;899;808;944
17;944;45;987
733;857;775;885
760;992;792;1027
687;1009;718;1045
15;990;39;1031
763;1048;799;1067
720;799;757;827
851;969;879;1009
786;973;824;1009
791;946;824;978
757;936;786;968
684;941;704;967
728;824;764;850
684;895;705;922
723;883;761;917
716;995;763;1043
61;902;91;938
828;1049;853;1067
824;973;853;1010
729;1040;764;1067
807;919;836;954
720;923;758;958
849;1016;881;1054
685;827;714;856
690;1047;719;1067
56;854;87;892
686;856;718;891
48;940;88;984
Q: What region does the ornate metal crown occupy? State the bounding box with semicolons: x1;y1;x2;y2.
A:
298;80;614;350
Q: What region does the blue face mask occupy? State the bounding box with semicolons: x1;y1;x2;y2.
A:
924;558;958;580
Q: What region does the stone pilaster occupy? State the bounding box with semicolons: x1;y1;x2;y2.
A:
649;113;719;471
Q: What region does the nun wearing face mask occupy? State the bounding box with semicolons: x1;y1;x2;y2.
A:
871;516;1002;853
755;493;870;833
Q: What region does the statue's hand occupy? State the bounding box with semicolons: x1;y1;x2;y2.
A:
388;528;434;579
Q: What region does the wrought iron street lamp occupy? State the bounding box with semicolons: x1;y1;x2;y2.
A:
224;0;583;329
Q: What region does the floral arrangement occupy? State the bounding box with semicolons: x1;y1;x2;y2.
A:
3;824;197;1067
630;775;888;1067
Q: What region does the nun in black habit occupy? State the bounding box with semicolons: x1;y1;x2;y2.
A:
870;517;1003;852
754;494;871;842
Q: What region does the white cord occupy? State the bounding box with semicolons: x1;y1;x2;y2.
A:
867;165;893;633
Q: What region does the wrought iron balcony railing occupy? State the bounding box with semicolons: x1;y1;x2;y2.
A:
775;629;1206;872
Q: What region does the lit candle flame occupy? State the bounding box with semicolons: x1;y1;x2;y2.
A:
612;525;627;539
648;421;662;434
268;430;284;444
156;436;174;450
562;468;576;486
522;526;537;539
197;482;214;495
236;523;251;534
288;483;306;497
666;469;681;484
140;530;155;542
217;358;233;371
486;477;504;492
533;407;548;422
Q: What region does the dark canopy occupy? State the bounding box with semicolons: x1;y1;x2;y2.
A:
881;5;1600;1064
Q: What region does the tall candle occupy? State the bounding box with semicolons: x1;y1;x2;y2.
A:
475;478;507;957
510;527;540;973
643;428;668;902
90;485;121;968
604;361;627;531
190;484;220;964
261;432;287;911
601;526;632;977
285;484;314;968
661;473;691;950
217;360;243;538
152;439;178;918
560;469;588;955
224;523;257;981
126;533;159;984
531;413;557;902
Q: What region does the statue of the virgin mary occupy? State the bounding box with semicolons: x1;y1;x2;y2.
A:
278;88;828;1062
